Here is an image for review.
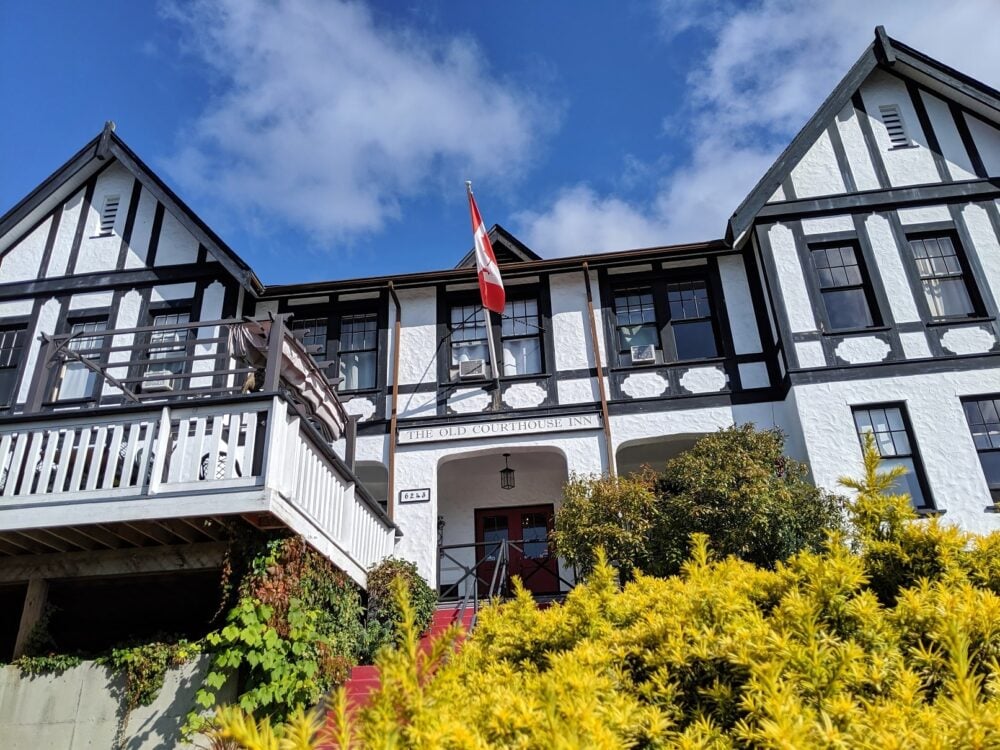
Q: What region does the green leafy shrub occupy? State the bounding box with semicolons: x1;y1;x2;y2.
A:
651;424;845;573
362;558;436;661
207;450;1000;748
193;536;363;724
553;471;658;579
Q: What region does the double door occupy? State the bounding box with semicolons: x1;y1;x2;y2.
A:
474;504;558;596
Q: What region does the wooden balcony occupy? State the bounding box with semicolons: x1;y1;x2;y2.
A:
0;315;397;588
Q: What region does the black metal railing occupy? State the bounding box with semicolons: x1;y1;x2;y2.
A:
436;539;576;629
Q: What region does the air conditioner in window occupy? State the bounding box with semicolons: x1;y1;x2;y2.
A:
630;345;656;364
458;359;486;379
143;370;175;392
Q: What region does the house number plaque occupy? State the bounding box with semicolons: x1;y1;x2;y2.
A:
398;488;431;504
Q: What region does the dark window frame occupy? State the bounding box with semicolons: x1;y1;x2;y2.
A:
0;322;28;410
905;229;985;322
807;239;882;333
51;313;110;404
961;394;1000;504
499;294;545;378
440;284;553;385
851;402;934;510
142;302;195;392
606;267;724;368
282;294;387;397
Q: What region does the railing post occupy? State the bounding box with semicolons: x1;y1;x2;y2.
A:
262;314;288;393
344;415;358;472
262;396;290;495
24;337;56;414
147;406;172;495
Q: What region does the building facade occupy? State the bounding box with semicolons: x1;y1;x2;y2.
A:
1;28;1000;655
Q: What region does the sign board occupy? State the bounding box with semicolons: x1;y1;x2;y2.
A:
398;488;431;504
397;413;600;445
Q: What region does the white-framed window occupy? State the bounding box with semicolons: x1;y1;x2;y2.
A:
54;320;107;401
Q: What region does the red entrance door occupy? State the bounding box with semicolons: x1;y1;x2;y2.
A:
474;504;558;596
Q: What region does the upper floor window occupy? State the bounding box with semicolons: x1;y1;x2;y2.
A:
612;275;719;366
907;233;979;319
291;317;328;355
338;313;377;392
54;319;107;401
0;325;26;409
667;281;717;360
809;243;877;331
144;312;190;390
852;404;930;509
962;396;1000;503
501;298;542;376
449;304;489;378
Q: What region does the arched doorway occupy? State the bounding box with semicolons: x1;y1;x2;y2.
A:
437;448;570;599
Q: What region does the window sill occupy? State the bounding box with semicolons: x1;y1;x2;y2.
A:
611;356;727;372
440;372;551;388
915;507;946;517
820;326;890;337
925;315;994;328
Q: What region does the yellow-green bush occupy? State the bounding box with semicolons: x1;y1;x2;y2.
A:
209;444;1000;749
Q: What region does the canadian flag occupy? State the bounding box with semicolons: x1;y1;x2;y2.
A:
466;182;505;314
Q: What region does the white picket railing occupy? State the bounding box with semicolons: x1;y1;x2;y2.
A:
0;395;396;584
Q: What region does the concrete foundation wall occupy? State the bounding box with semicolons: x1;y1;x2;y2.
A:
0;656;235;750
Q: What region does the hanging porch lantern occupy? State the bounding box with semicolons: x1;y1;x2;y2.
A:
500;453;515;490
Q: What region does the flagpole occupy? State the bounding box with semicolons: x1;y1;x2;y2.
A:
466;180;503;409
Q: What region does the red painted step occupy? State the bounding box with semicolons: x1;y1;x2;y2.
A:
340;604;470;712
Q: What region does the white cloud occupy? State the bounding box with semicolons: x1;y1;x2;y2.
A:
518;0;1000;257
162;0;553;240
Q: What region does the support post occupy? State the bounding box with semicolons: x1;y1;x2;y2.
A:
583;262;616;477
345;415;359;472
262;313;287;393
13;578;48;659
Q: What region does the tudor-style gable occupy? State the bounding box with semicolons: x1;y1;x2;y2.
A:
729;27;1000;245
454;224;541;268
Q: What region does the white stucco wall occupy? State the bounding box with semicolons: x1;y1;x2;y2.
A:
768;223;818;333
920;90;977;181
0;215;49;283
790;128;846;198
45;188;85;278
859;70;941;187
835;101;881;191
792;369;1000;534
864;213;921;324
960;203;1000;311
718;254;762;354
75;163;135;275
549;271;593;372
965;113;1000;176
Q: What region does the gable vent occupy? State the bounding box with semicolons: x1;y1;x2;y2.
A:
98;194;120;236
878;104;910;148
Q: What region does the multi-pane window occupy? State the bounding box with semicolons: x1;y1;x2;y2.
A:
667;280;717;360
338;313;377;391
962;396;1000;503
501;298;542;375
908;234;977;319
291;317;328;355
810;243;876;331
0;326;26;408
55;320;107;401
450;304;489;371
853;405;929;508
146;312;190;378
520;512;549;559
613;288;658;365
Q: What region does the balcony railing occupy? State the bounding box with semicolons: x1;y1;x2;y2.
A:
0;314;397;587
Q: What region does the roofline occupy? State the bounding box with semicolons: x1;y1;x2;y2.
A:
264;238;730;297
0;124;264;296
726;26;1000;244
454;223;542;268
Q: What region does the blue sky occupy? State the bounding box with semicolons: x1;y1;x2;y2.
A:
2;1;999;284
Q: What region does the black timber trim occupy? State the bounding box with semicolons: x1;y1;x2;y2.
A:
144;202;166;267
881;211;944;355
826;122;858;193
951;102;988;179
65;175;98;277
0;263;228;302
454;224;541;269
115;178;143;270
889;42;1000;116
37;207;63;279
727;42;879;243
756;179;1000;223
7;298;43;414
789;350;1000;384
903;78;952;183
743;243;782;387
851;92;892;189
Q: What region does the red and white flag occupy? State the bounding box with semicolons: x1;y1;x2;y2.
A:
466;182;505;314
